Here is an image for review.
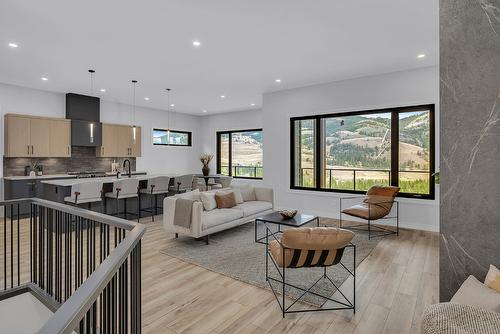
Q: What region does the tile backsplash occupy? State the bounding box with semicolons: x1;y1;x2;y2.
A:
3;146;136;176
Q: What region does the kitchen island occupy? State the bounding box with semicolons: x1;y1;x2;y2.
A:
40;173;179;216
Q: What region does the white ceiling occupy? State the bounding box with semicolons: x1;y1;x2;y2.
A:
0;0;438;115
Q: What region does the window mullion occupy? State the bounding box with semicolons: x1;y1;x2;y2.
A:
390;111;399;187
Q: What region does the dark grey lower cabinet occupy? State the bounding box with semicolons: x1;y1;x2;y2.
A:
3;179;38;217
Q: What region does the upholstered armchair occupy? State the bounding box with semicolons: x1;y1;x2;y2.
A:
339;186;399;239
265;226;356;317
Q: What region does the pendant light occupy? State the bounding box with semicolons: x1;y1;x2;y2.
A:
166;88;172;143
132;80;138;142
89;69;95;143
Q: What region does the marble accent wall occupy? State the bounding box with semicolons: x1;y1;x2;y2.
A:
3;146;136;176
440;0;500;301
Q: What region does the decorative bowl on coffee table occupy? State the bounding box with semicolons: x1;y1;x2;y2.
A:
279;209;298;219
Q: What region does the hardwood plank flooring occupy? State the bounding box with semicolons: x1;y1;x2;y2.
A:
140;217;439;334
0;214;438;333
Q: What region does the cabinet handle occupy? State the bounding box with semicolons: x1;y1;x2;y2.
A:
67;146;70;155
102;147;104;155
27;145;30;155
32;145;34;155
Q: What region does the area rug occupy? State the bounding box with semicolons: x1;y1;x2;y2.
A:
159;218;380;307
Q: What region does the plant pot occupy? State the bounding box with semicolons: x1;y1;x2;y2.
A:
202;165;210;176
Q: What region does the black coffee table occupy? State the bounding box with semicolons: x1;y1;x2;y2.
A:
254;211;319;244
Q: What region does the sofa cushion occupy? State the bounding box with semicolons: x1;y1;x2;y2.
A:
232;184;256;201
200;192;217;211
451;275;500;313
485;264;500;293
201;208;244;230
176;189;200;201
234;201;272;216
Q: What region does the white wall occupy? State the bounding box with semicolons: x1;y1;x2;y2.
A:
262;66;440;232
0;82;201;176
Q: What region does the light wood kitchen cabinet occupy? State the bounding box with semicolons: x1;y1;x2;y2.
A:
30;118;51;157
49;119;71;157
97;124;141;157
97;123;119;157
4;114;67;158
116;125;132;157
4;115;31;157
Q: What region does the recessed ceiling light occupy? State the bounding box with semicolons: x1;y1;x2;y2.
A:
251;103;256;106
192;40;201;47
8;42;18;48
100;88;106;93
417;54;426;58
144;97;150;101
41;77;48;81
220;95;226;99
170;104;175;107
203;110;207;113
275;78;281;83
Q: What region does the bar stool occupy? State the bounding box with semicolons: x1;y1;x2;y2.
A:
139;176;170;221
64;181;104;211
104;178;140;221
169;174;194;194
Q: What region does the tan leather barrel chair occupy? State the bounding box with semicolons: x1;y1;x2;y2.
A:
266;227;356;317
340;186;400;239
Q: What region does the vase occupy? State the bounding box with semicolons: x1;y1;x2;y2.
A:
202;165;210;176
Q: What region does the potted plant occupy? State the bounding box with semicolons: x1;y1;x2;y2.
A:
200;154;214;176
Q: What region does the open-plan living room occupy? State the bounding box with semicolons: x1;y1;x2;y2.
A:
0;0;499;333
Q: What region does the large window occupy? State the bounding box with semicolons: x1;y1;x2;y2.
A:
153;129;192;146
291;105;435;199
217;129;263;179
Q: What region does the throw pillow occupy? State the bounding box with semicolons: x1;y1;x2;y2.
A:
232;184;256;201
485;264;500;293
229;188;244;204
199;192;217;211
215;191;237;209
450;275;500;313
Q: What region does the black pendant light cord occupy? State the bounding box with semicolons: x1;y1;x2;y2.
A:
132;80;138;126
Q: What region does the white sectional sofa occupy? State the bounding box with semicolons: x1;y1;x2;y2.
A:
163;185;274;243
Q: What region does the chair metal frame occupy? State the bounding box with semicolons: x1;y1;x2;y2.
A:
264;222;356;317
339;196;399;240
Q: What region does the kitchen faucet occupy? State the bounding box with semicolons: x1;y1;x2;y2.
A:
123;159;131;178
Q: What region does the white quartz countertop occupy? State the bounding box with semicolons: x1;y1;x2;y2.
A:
3;171;148;181
41;174;179;187
3;174;76;181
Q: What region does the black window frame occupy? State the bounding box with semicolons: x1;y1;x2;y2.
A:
216;128;263;180
152;128;192;147
290;104;435;200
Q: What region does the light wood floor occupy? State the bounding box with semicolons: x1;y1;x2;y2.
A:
141;218;439;334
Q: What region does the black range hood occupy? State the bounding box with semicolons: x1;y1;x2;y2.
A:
66;93;102;146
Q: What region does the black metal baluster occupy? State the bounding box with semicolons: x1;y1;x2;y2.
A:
16;204;20;286
30;203;33;283
4;205;6;290
10;204;13;288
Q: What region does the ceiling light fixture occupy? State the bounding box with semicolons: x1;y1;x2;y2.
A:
8;42;18;48
192;40;201;47
170;104;175;107
100;88;106;93
41;77;48;81
203;110;207;113
132;80;138;142
275;79;281;83
251;103;256;107
417;54;426;58
220;95;225;99
144;97;150;101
